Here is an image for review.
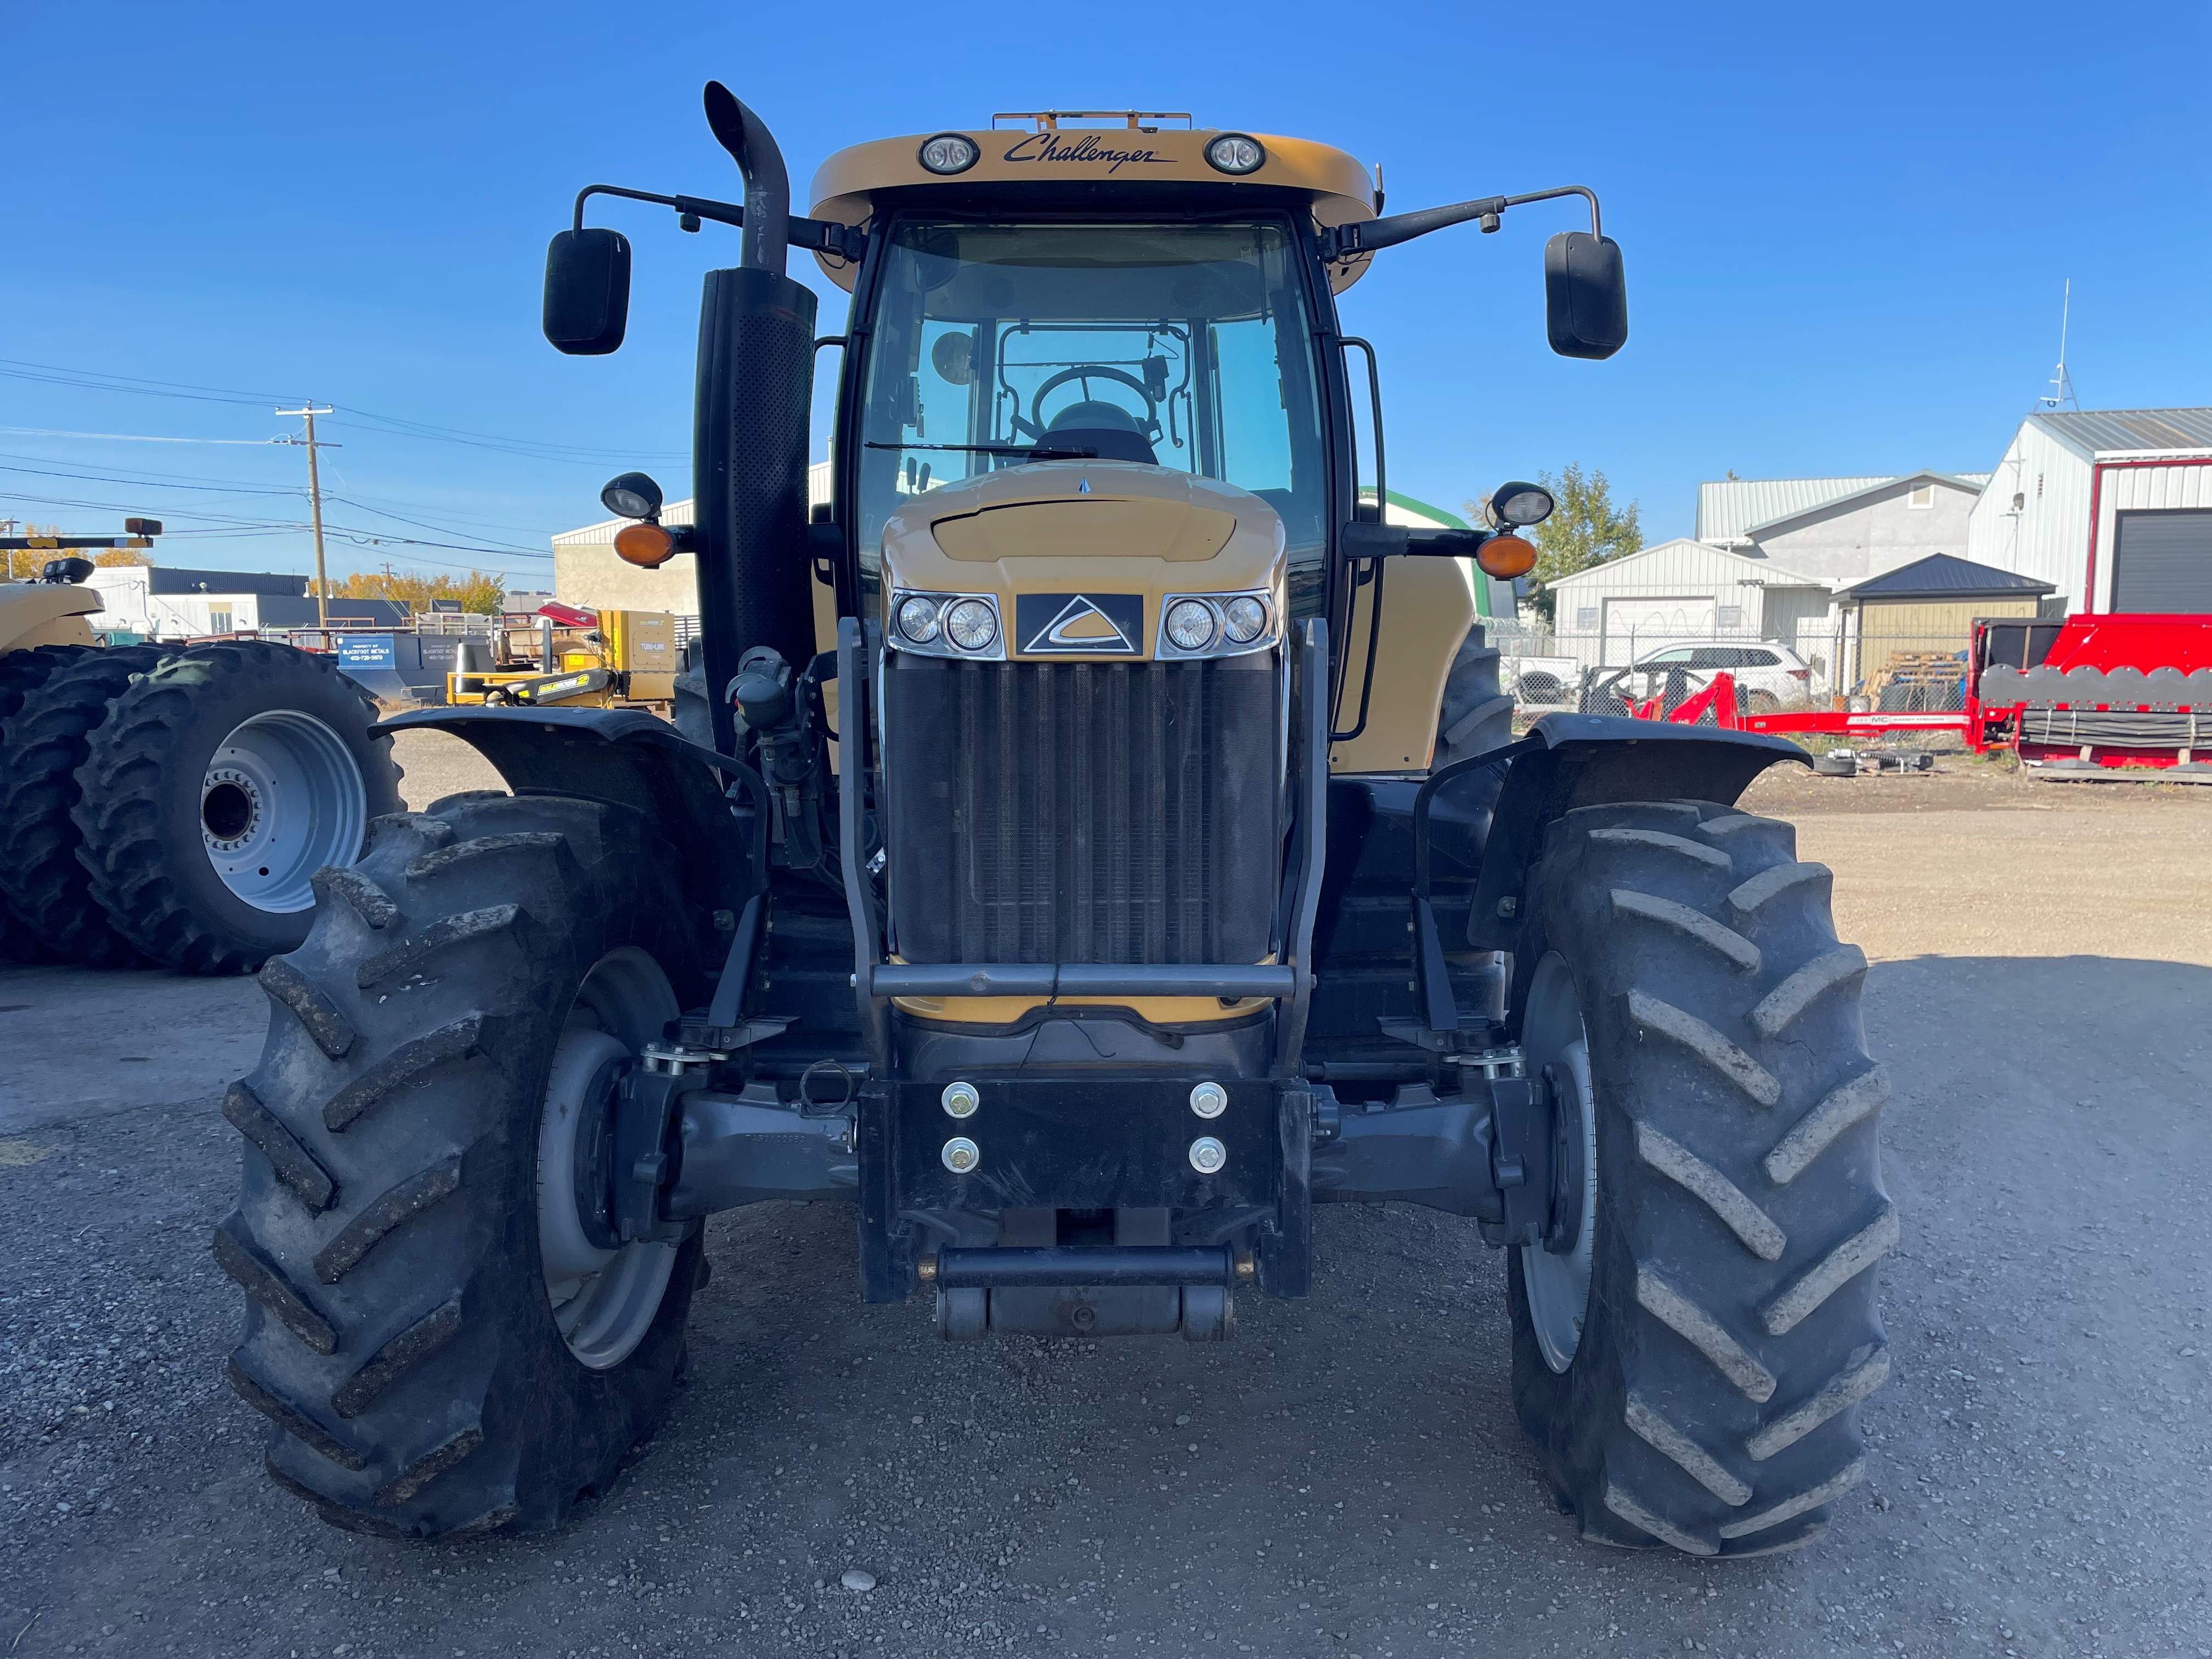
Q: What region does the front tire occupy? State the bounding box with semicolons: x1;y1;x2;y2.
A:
1507;800;1893;1557
217;791;709;1538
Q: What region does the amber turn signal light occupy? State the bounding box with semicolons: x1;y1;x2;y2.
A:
613;522;675;568
1476;534;1537;579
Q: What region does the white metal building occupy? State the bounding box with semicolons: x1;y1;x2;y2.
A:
85;565;409;637
1541;538;1834;672
1964;408;2212;612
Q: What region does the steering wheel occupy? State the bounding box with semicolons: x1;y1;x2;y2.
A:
1012;364;1164;443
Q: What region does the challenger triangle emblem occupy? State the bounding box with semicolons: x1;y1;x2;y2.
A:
1030;595;1134;652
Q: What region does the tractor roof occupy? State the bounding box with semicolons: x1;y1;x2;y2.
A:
806;114;1379;291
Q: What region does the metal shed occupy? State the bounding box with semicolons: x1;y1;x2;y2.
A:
1965;408;2212;612
1835;554;2053;707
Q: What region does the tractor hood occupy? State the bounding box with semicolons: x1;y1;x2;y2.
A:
1;578;103;652
878;462;1286;663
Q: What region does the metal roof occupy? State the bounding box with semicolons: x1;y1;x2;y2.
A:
1696;477;1893;543
1740;471;1987;538
1838;553;2053;601
1695;472;1990;542
1545;537;1828;590
2029;408;2212;458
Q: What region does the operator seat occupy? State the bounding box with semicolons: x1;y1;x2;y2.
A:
1041;399;1159;466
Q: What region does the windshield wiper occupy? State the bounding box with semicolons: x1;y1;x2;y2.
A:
862;441;1098;460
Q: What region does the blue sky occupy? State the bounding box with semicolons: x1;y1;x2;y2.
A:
4;0;2204;587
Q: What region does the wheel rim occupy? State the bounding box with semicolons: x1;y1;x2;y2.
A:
1520;951;1599;1373
536;948;682;1370
202;710;367;913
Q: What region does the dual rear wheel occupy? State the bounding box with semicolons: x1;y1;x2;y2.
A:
0;640;397;972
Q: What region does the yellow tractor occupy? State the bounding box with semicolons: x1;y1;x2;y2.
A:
1;538;397;972
222;91;1889;1558
445;601;679;709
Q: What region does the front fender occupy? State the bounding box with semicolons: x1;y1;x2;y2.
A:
1463;713;1807;951
373;706;762;913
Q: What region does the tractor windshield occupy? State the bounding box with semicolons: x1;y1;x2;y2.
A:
854;217;1330;610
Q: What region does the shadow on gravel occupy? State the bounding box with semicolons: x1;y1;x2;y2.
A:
1;955;2207;1657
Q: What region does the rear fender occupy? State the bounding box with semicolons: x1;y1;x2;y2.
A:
374;706;763;917
1461;713;1807;951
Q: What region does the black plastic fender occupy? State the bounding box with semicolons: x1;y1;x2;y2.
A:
373;706;763;918
1460;713;1807;951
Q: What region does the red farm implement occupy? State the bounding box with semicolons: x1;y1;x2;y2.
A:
1620;613;2212;782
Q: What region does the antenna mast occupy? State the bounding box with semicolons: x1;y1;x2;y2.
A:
2037;280;2079;410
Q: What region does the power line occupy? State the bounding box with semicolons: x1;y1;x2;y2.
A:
0;490;554;557
0;460;300;496
0;357;296;403
320;496;550;555
0;426;283;445
0;357;686;462
0;451;565;537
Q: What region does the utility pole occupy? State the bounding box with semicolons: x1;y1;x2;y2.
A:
276;405;338;628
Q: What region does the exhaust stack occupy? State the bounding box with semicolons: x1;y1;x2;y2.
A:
691;82;817;754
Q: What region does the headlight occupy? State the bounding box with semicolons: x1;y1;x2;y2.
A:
918;133;979;175
1222;596;1268;644
1157;591;1276;658
1204;133;1266;175
887;590;1003;658
1165;599;1218;651
945;598;998;651
896;595;941;643
1487;480;1556;528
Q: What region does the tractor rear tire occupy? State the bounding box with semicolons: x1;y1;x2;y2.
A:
1506;799;1892;1557
74;641;401;974
218;791;709;1539
0;645;165;966
0;644;95;964
1435;623;1511;770
672;639;714;750
1430;623;1513;838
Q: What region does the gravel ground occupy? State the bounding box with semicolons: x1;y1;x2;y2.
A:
2;733;2209;1658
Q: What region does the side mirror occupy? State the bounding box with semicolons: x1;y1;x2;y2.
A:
544;228;632;356
1544;232;1628;360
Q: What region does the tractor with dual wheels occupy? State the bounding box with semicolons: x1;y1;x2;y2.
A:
0;556;400;973
219;88;1893;1556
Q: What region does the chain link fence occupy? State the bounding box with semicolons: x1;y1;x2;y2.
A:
1485;590;1978;717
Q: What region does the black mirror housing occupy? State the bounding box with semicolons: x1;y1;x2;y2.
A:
1544;232;1628;360
544;228;632;356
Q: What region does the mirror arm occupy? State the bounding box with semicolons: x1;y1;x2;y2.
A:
1324;184;1601;260
1340;523;1492;560
571;184;867;262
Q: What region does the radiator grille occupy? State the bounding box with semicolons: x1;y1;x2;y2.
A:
883;657;1281;966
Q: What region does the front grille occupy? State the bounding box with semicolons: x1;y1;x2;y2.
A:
882;656;1281;966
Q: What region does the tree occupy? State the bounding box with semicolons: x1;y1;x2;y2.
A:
1523;464;1641;624
319;567;506;615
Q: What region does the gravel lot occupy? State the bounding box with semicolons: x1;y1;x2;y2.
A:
3;734;2209;1658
